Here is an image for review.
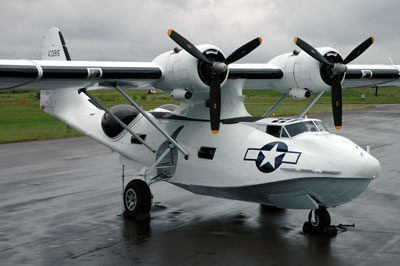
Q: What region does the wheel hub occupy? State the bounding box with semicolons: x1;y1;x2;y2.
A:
311;215;320;227
125;188;137;211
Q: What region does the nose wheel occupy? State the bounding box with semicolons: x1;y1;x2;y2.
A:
303;207;331;233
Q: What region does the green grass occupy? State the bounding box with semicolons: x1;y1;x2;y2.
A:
1;87;399;143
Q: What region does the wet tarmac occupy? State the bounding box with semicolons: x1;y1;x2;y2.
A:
0;104;399;266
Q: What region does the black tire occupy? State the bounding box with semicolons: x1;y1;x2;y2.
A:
307;207;331;233
124;179;152;218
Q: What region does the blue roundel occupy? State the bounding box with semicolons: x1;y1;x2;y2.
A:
255;141;288;173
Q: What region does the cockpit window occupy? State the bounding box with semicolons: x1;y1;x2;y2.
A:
265;120;328;138
266;125;281;138
304;121;318;132
314;120;328;132
284;121;319;137
281;128;289;138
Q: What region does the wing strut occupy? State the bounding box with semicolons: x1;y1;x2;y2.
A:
78;88;156;153
112;84;189;160
297;91;324;118
263;93;289;118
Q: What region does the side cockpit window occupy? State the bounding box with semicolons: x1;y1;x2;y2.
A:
315;120;328;132
266;125;281;138
304;121;318;132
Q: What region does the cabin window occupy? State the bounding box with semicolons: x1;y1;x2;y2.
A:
198;147;216;160
131;134;146;144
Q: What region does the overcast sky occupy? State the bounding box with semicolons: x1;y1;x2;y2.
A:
0;0;399;64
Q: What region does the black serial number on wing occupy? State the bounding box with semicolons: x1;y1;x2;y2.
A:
48;49;60;57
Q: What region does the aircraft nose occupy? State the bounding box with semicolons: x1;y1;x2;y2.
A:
359;154;381;179
322;135;381;179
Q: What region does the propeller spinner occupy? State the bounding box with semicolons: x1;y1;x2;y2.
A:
168;29;262;134
294;36;374;129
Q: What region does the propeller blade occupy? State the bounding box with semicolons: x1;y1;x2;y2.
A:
331;75;342;130
224;37;262;65
342;36;375;64
168;29;213;66
294;37;334;67
209;75;221;134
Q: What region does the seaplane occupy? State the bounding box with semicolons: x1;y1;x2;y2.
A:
1;27;399;233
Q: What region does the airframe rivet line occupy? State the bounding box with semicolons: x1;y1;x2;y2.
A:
112;85;189;160
78;88;156;153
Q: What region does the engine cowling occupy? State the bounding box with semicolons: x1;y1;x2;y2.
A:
294;47;345;91
153;44;228;94
268;47;344;92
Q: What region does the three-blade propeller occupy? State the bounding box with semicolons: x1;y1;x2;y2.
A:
168;29;262;134
294;36;374;129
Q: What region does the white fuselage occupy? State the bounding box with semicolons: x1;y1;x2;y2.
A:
117;112;380;210
41;87;379;210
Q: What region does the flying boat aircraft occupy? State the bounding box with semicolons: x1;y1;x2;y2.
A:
1;27;398;233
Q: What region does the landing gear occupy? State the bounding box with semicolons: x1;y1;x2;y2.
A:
123;179;152;218
303;207;331;233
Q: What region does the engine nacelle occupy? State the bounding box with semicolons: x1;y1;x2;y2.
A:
289;88;312;99
171;88;193;101
267;47;344;92
152;44;228;94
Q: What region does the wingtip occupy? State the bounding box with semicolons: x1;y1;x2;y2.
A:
258;37;263;44
335;126;342;130
168;29;173;36
371;36;375;43
211;130;219;134
294;37;298;44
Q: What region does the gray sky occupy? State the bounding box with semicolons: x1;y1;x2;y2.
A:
0;0;399;64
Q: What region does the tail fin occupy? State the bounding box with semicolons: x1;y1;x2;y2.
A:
40;27;71;60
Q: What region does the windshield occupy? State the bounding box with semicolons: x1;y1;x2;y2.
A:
284;121;323;137
314;120;328;132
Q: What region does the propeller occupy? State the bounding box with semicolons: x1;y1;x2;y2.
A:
168;29;262;134
294;36;374;129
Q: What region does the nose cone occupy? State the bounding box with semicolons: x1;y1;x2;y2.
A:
295;134;381;179
330;137;381;179
332;140;381;179
358;153;381;179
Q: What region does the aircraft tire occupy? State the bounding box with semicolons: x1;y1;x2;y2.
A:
307;207;331;233
123;179;152;218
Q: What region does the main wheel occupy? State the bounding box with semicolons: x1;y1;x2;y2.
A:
124;179;152;218
307;207;331;233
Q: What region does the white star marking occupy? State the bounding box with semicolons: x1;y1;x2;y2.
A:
259;144;285;169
